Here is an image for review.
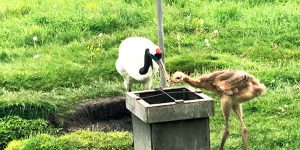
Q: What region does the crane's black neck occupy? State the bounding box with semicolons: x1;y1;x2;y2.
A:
139;49;153;75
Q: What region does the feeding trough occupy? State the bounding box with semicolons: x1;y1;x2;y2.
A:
126;86;214;150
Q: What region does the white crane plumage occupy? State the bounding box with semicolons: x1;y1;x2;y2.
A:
116;37;166;91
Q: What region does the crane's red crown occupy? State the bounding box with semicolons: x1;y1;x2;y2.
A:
156;48;161;54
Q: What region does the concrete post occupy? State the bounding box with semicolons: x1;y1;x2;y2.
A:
126;87;214;150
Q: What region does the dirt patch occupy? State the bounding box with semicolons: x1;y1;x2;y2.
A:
62;96;132;132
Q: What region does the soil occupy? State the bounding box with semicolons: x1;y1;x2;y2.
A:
62;96;133;132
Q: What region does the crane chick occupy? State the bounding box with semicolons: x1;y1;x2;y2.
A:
170;70;266;150
116;37;168;92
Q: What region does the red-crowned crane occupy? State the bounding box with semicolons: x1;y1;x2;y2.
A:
116;37;168;92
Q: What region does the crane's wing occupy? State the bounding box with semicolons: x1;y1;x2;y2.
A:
214;71;251;95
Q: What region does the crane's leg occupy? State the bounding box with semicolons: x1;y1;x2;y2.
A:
124;78;132;92
220;95;232;150
233;104;248;150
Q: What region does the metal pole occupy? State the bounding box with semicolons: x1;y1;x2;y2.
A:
157;0;167;88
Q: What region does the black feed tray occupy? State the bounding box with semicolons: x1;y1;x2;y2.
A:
135;87;203;104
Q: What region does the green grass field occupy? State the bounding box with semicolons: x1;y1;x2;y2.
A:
1;0;300;149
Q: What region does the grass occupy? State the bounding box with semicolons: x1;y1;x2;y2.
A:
0;116;56;149
0;0;300;149
5;130;133;150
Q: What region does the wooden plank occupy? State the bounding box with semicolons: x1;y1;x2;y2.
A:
146;101;176;107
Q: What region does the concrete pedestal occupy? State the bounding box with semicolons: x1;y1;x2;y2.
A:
126;87;214;150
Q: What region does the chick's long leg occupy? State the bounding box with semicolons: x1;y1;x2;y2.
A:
233;104;248;150
220;95;232;150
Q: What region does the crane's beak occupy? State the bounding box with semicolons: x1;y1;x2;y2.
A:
156;59;170;86
152;48;170;86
